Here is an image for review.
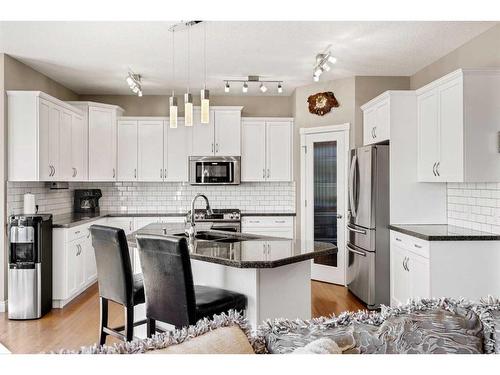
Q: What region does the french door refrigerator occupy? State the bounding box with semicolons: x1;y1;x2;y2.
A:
346;145;389;309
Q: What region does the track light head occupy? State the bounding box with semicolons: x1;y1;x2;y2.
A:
277;82;283;94
242;82;248;93
313;75;319;82
259;83;267;93
224;81;230;93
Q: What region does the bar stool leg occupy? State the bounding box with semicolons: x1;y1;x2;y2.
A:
99;297;109;345
147;318;156;338
124;306;134;341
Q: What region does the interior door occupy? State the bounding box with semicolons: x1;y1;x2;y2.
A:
138;120;164;181
192;109;215;156
304;131;347;285
266;121;292;181
117;120;138;181
164;118;191;181
241;120;266;181
215;110;241;156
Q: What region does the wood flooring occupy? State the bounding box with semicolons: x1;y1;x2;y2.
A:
0;281;366;354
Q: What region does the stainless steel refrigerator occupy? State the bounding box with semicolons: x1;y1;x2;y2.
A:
346;145;389;309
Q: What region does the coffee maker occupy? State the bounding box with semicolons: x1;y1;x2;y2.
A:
74;189;102;214
8;214;52;320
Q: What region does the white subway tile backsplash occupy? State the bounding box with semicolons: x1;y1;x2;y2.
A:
447;183;500;234
7;181;296;217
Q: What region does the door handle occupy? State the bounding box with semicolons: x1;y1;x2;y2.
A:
349;154;358;218
347;244;366;257
374;126;377;138
160;168;163;179
336;214;343;219
216;143;219;153
347;224;366;234
113;168;116;179
435;162;440;177
211;143;214;153
432;162;437;176
52;166;56;176
403;257;407;271
134;169;137;179
49;165;53;176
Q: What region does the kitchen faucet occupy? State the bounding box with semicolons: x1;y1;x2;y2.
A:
185;194;213;239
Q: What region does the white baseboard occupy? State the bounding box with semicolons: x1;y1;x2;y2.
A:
0;300;7;313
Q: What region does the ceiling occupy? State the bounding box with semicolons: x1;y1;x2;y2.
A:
0;21;496;96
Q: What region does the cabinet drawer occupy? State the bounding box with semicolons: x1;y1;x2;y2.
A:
66;224;91;242
390;231;430;259
242;216;293;228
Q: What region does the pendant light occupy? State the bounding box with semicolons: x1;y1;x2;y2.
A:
184;25;193;127
200;22;210;124
169;28;178;128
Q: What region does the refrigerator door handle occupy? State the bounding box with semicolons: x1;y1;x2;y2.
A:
347;244;367;257
347;224;366;234
349;154;358;218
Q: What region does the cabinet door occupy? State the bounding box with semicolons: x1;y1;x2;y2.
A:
215;110;241;156
408;253;430;300
83;237;97;283
192;109;215;156
47;104;62;180
38;98;53;180
241;121;266;181
117;120;138;181
89;107;116;181
266;121;292;181
438;77;464;182
390;243;410;306
363;107;377;145
164;118;192;181
417;89;440;181
71;114;87;180
59;110;73;181
138;120;164;181
375;100;390;142
66;242;79;297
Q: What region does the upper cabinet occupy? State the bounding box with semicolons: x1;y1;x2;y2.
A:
67;102;124;182
361;95;390;145
7;91;86;182
241;118;293;182
192;107;242;156
416;69;500;182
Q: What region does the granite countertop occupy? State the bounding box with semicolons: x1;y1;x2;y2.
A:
127;222;336;269
389;224;500;241
52;211;297;228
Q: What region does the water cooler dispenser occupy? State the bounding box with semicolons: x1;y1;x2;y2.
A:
8;214;52;320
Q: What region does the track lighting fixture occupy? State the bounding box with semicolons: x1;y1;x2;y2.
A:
169;22;178;128
224;76;283;94
200;22;210;124
126;72;143;97
312;48;337;82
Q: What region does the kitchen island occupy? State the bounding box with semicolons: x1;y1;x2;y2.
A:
127;222;337;328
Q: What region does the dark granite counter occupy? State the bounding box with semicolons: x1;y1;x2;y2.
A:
389;224;500;241
52;211;296;228
127;222;336;269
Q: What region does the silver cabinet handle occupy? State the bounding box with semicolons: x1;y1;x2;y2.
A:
432;162;437;176
347;224;366;234
211;143;214;153
414;243;422;249
267;169;270;178
49;165;55;176
435;162;440;177
406;258;410;272
403;257;407;271
275;220;286;224
49;165;52;176
160;168;163;179
216;143;220;153
72;167;76;178
53;166;56;176
76;244;81;256
374;126;377;138
113;168;116;178
347;244;366;257
336;214;343;219
248;220;260;224
164;168;167;179
74;230;81;235
134;168;137;179
75;168;77;177
395;237;402;242
263;169;266;179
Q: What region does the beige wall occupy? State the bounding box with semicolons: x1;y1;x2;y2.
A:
0;54;6;304
411;23;500;89
78;94;293;118
4;55;78;100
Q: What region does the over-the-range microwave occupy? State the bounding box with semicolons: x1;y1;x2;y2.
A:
189;156;241;185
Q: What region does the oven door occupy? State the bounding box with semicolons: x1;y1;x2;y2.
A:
189;156;241;185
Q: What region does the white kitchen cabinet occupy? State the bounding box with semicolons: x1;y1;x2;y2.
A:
417;69;500;182
241;118;293;182
389;230;500;307
164;118;192;181
117;120;138;181
7;91;85;182
241;216;294;239
362;97;390;145
138;120;164;181
192;107;242;156
68;101;124;181
70;113;88;180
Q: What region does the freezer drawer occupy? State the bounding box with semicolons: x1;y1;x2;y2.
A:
347;223;375;251
346;243;375;307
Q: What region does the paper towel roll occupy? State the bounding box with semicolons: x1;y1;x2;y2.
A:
23;193;36;214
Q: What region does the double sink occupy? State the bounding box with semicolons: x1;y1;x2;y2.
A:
172;231;247;244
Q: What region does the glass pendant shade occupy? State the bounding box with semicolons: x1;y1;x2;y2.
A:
200;88;210;124
184;93;193;127
169;96;178;128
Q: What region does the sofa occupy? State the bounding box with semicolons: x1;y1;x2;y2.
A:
56;297;500;354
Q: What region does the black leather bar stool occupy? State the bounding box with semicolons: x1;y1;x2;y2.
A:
136;235;247;336
89;225;146;344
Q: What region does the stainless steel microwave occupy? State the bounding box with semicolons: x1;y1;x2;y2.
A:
189;156;241;185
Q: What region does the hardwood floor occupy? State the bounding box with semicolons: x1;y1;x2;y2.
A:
0;281;366;354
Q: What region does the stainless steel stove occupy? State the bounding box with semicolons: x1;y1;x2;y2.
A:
188;208;241;232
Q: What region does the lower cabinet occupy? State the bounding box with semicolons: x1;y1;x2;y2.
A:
241;216;294;239
390;230;500;306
